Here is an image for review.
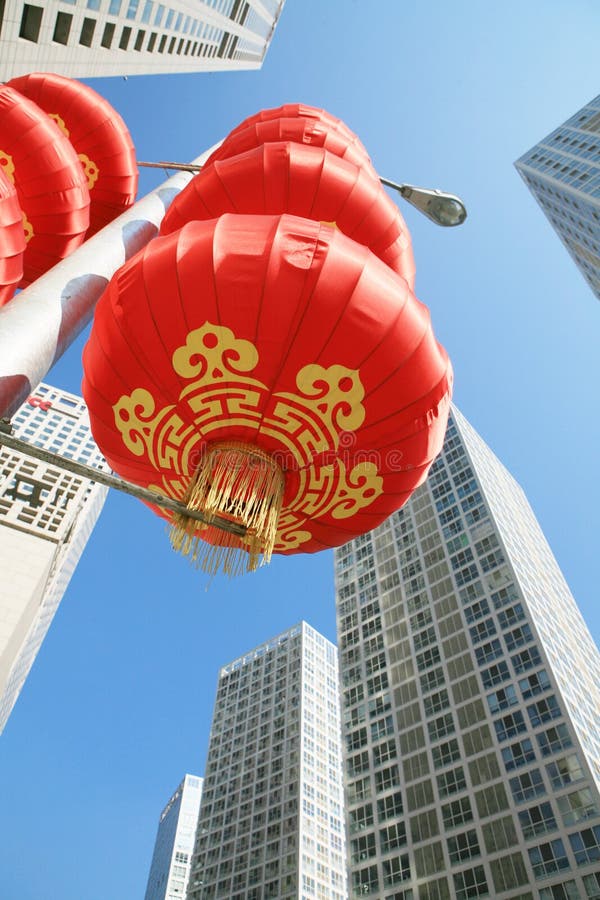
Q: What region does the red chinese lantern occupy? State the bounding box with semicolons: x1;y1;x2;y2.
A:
205;103;377;178
8;73;138;237
0;165;25;306
160;142;415;284
0;85;90;285
82;214;452;575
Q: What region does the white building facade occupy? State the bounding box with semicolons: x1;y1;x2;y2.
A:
335;407;600;899
515;94;600;301
0;383;107;733
144;773;203;900
0;0;285;80
188;622;347;900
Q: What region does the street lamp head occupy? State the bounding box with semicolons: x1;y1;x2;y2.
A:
380;178;467;227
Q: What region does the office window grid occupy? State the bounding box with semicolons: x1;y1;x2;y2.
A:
335;409;600;898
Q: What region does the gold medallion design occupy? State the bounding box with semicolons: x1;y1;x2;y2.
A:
113;322;383;563
48;113;70;137
21;211;34;243
0;150;15;184
78;153;99;189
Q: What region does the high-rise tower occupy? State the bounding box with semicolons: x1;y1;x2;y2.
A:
335;407;600;899
188;622;347;900
0;383;107;733
0;0;285;80
144;773;203;900
515;93;600;301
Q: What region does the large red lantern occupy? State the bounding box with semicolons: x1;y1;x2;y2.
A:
205;103;378;178
161;142;415;283
0;85;90;285
8;73;138;237
82;214;452;575
0;165;25;306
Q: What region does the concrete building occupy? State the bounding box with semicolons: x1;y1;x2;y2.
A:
0;0;285;80
144;773;203;900
335;407;600;899
515;94;600;301
0;383;107;733
188;622;347;900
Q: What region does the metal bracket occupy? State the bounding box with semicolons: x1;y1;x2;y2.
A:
0;428;247;538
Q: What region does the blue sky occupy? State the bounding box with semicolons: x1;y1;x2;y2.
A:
1;2;600;898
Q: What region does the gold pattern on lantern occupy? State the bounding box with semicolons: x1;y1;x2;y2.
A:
48;113;70;137
0;150;15;184
21;211;34;243
112;321;383;571
78;153;99;188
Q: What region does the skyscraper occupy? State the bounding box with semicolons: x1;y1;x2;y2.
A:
335;407;600;899
515;93;600;301
0;383;107;733
144;773;203;900
188;622;347;900
0;0;285;80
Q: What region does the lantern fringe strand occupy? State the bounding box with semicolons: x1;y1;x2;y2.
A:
169;441;285;576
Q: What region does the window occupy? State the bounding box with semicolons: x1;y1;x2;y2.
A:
504;624;533;651
537;723;572;757
469;618;497;643
528;839;570;878
119;25;132;47
420;668;445;693
539;883;581;900
512;646;542;673
509;769;546;804
447;829;480;864
442;796;473;829
518;801;557;838
349;804;373;833
79;17;96;45
501;738;536;771
481;661;510;689
583;873;600;899
101;21;115;46
475;639;503;665
376;789;404;823
558;788;599;826
380;821;407;852
453;866;489;899
353;866;378;895
109;0;122;12
428;713;455;742
134;28;145;49
494;711;527;742
487;684;518;714
19;3;43;40
351;833;376;864
52;11;72;43
383;854;410;887
432;739;460;769
519;669;551;699
569;825;600;865
546;754;585;790
527;696;561;727
374;764;398;793
437;766;466;797
424;690;450;717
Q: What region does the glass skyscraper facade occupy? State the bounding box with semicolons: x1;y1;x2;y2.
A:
144;773;203;900
188;622;347;900
515;93;600;301
0;0;285;80
0;383;107;733
335;407;600;899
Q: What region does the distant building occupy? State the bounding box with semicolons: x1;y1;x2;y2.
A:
144;774;203;900
0;383;107;733
336;407;600;898
0;0;285;80
515;94;600;300
188;622;347;900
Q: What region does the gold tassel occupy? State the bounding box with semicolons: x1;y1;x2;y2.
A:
170;441;285;576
